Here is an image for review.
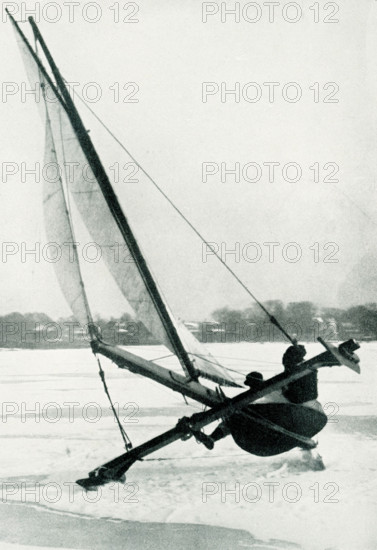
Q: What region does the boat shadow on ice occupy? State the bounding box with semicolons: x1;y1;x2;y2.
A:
0;500;303;550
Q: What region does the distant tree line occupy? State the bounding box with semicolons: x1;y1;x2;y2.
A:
0;312;158;349
201;301;377;343
0;301;376;348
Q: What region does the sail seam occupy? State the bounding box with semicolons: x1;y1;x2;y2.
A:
41;79;95;336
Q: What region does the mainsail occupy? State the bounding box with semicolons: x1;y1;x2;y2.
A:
11;14;238;387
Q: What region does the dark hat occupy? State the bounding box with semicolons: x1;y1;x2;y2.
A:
282;345;306;369
245;371;264;388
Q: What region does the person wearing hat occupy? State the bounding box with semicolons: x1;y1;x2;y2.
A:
281;344;318;404
192;345;320;451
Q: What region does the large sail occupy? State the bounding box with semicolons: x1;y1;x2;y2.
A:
13;23;94;335
11;16;238;387
47;98;237;386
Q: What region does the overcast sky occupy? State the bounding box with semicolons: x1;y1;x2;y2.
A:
1;0;377;321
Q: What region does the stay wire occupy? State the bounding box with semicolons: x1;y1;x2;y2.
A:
69;85;297;347
96;356;133;451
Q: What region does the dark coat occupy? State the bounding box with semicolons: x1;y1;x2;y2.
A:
282;345;318;404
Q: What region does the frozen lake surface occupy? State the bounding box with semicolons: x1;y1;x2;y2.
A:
0;342;376;549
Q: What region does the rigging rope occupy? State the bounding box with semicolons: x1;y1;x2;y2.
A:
69;86;298;347
96;356;133;450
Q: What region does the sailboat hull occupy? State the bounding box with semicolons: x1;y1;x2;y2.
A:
228;403;328;456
